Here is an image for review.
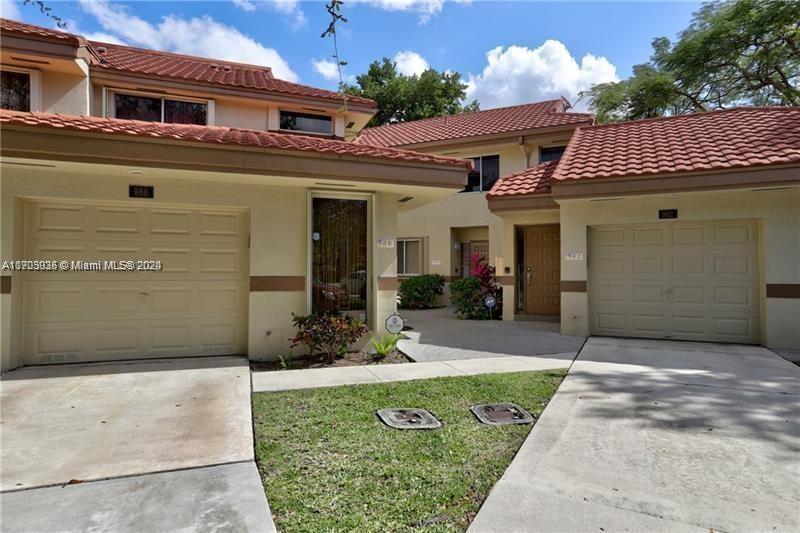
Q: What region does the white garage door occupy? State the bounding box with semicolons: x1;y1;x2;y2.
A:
23;200;249;364
588;220;760;344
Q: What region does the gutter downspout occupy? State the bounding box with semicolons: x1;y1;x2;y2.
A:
518;136;532;169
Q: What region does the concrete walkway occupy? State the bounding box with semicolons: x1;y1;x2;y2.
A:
252;354;572;392
397;307;585;362
469;337;800;532
0;357;275;532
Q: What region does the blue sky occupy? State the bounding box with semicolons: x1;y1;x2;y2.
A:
2;1;702;109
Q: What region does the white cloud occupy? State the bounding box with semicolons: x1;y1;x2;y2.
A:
79;0;298;82
354;0;466;24
312;58;355;84
0;0;21;20
312;59;339;81
394;51;429;76
465;40;618;110
84;32;126;45
232;0;257;12
232;0;307;29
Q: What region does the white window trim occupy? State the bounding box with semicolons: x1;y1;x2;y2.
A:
279;109;334;136
1;66;42;112
106;87;214;125
397;237;424;276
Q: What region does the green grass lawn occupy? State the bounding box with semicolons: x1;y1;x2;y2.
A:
253;370;566;532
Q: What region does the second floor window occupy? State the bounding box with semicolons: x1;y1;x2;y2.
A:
462;155;500;193
280;110;332;135
1;70;31;112
113;93;207;125
540;145;567;162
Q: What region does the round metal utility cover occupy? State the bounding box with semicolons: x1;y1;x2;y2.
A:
470;403;534;426
376;408;442;430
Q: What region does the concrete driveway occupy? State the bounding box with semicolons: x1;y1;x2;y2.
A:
1;357;275;532
398;307;585;362
470;337;800;532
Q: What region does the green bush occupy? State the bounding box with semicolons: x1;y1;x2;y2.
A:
450;277;485;319
449;263;502;320
398;274;445;309
289;313;368;363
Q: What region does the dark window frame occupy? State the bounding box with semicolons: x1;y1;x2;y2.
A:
111;90;209;125
1;69;33;112
539;145;567;163
460;154;500;193
279;110;333;135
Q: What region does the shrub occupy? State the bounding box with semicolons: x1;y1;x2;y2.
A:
369;333;403;358
398;274;445;309
449;254;502;320
289;313;368;363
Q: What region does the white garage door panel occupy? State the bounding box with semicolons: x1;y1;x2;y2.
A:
589;221;760;344
23;200;249;365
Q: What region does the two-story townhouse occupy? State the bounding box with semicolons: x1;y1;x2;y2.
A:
354;99;593;316
0;18;470;372
487;107;800;350
358;95;800;352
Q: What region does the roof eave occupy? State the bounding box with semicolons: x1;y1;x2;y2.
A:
551;164;800;199
0;123;468;189
375;122;592;151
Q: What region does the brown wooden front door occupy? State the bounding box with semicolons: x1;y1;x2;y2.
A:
523;225;560;315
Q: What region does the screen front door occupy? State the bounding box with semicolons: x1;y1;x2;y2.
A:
311;196;368;321
523;225;560;315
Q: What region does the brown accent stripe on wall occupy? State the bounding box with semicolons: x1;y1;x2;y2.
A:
250;276;305;292
560;280;587;293
377;277;398;291
498;276;515;286
0;276;10;294
766;284;800;298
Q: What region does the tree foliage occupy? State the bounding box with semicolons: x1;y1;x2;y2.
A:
584;0;800;122
345;58;479;126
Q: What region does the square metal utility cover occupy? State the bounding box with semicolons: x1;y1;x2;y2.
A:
470;403;534;426
377;408;442;430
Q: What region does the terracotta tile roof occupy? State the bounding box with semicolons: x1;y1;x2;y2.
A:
354;99;594;147
554;107;800;182
0;17;85;45
0;18;375;108
0;110;472;170
486;160;558;199
90;41;376;108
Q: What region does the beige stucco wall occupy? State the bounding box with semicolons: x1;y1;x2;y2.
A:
557;186;800;348
397;133;575;281
0;165;401;371
375;193;399;330
214;97;270;130
40;69;90;115
88;86;349;135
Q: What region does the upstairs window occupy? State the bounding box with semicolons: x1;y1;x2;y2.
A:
461;155;500;193
279;110;332;135
112;92;208;125
540;145;567;162
1;70;31;112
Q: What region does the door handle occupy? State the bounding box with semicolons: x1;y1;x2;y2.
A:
526;268;532;286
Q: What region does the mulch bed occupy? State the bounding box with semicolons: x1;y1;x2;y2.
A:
250;349;410;371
